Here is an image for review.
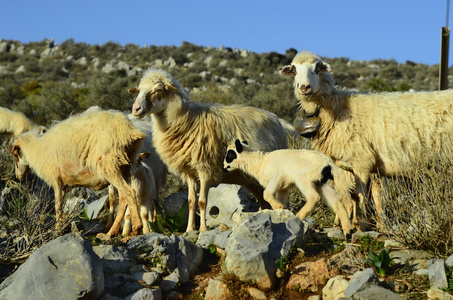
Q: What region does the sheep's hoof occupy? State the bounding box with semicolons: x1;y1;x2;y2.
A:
96;232;112;241
121;236;134;243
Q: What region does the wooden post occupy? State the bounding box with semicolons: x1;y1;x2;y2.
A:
440;26;450;90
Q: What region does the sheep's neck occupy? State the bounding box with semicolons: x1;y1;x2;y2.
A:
18;134;47;176
152;94;186;132
236;151;268;185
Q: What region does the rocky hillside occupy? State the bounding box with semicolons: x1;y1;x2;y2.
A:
1;38;453;299
0;38;449;128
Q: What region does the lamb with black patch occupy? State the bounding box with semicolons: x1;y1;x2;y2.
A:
224;139;355;237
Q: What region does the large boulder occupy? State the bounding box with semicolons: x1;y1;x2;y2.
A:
0;232;104;300
225;210;307;290
206;184;259;228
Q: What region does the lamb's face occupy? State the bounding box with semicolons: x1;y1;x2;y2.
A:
9;140;30;181
280;60;331;97
129;81;168;118
223;139;247;172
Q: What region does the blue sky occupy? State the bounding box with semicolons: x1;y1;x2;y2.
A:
1;0;452;66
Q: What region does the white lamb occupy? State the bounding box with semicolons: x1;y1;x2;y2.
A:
115;152;157;236
9;107;146;237
127;113;168;198
223;139;354;236
129;68;288;232
280;50;453;223
0;106;46;137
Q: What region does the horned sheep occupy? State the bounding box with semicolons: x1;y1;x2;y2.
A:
223;139;354;236
129;68;288;232
280;50;453;221
9;107;146;237
0;106;46;137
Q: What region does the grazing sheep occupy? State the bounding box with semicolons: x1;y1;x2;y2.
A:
280;50;453;222
129;68;288;232
0;107;46;137
9;108;146;237
223;139;354;236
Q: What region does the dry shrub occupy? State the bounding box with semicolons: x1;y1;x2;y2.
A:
380;156;453;256
0;139;14;182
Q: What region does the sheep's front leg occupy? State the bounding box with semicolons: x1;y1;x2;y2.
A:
263;179;285;210
141;204;150;234
106;182;142;237
186;177;198;232
105;194;128;237
198;179;211;232
124;186;142;236
53;182;65;231
104;185;117;232
263;189;285;210
354;171;371;231
295;182;320;221
276;189;289;208
122;206;131;236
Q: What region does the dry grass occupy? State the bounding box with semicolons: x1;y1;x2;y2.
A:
380;156;453;256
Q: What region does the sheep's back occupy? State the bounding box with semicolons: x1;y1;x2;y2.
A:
315;89;453;175
0;107;36;136
153;103;287;183
43;110;145;169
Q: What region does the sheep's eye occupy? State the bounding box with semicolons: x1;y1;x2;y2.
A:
225;150;237;163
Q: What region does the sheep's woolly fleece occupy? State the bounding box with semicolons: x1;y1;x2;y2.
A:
281;50;453;222
130;68;288;232
10;108;146;237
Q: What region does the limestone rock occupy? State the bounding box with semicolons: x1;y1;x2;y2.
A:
0;233;104;300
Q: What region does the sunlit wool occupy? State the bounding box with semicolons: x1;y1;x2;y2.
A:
281;50;453;219
224;140;354;236
9;107;146;237
0;106;46;137
130;68;288;232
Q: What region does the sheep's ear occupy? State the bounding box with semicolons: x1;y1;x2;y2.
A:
235;139;243;153
9;144;20;156
319;62;332;73
128;87;140;95
279;65;296;76
164;83;178;93
139;152;151;160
